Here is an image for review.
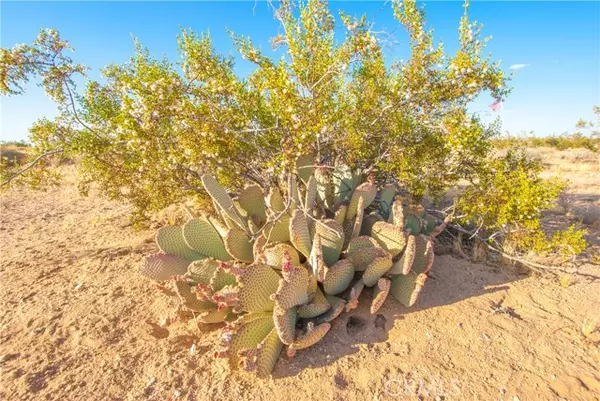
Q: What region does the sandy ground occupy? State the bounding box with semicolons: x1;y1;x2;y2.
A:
1;156;600;401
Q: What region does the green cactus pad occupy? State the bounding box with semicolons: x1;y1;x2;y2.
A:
253;234;267;260
297;287;330;318
273;264;310;310
209;265;237;291
323;259;354;295
422;214;436;235
201;174;246;229
296;154;314;184
223;228;254;262
229;263;280;313
238;184;267;226
240;327;283;377
315;167;334;209
333;164;356;204
304;175;317;213
334;203;348;226
371;221;407;257
347;236;379;254
308;234;327;282
379;184;397;216
264;215;291;243
390;199;404;227
362;253;393;287
267;187;286;212
208;216;229;238
156;226;206;261
182;218;232;261
314;219;344;266
273;304;297;344
345;280;364;312
288;176;301;210
263;243;300;268
199;306;231;323
290;210;312;258
351;196;365;240
389;235;416;275
347;246;389;271
390;272;428;307
346;179;377;220
224;312;275;369
370;278;391;314
174;279;214;312
315;294;346;323
186;258;220;285
140;254;190;281
360;212;384;236
287;322;331;357
412;235;435;274
404;212;422;235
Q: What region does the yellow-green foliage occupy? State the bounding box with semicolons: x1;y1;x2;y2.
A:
1;0;508;223
457;149;587;255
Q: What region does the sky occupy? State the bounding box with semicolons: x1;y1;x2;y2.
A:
1;1;599;142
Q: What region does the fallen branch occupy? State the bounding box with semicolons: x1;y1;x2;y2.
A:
435;217;598;279
1;148;63;187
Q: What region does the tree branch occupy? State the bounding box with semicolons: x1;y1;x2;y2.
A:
1;148;64;187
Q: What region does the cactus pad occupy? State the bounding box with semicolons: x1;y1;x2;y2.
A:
412;235;435;274
156;226;206;261
272;263;310;310
346;179;377;220
370;278;391;314
390;272;428;307
297;287;330;318
389;234;416;275
379;184;397;216
287;322;331;357
239;327;283;377
362;253;393;287
238;184;267;226
140;254;190;281
345;280;365;312
182;218;232;261
201;174;246;229
371;221;407;257
222;263;279;313
224;228;254;262
290;210;312;258
263;243;300;268
273;304;297;344
296;154;314;184
347;236;379;254
264;215;291;243
316;294;346;323
267;187;286;212
221;312;275;369
360;212;384;236
347;246;389;272
323;259;354;295
314;219;344;266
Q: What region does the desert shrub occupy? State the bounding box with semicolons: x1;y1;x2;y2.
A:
457;149;587;255
0;0;587;257
0;0;507;218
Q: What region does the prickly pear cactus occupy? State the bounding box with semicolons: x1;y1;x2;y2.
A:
138;156;448;377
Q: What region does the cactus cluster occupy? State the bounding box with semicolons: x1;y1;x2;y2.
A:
140;156;447;377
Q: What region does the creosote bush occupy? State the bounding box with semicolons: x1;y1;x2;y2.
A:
0;0;587;258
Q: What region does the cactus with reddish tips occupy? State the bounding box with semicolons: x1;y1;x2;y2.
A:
138;158;446;377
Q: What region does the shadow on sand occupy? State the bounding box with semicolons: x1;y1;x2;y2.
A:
272;254;523;379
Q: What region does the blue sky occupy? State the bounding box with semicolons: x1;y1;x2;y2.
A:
1;1;599;142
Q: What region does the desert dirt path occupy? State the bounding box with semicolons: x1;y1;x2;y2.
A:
1;168;599;401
